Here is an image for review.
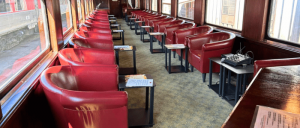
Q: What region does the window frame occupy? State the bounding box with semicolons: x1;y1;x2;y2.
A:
265;0;300;47
60;0;74;36
151;0;157;12
177;0;195;20
161;0;171;15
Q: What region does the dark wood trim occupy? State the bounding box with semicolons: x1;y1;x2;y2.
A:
194;0;205;26
241;0;269;42
46;0;64;52
71;0;79;30
81;0;86;22
171;0;177;18
157;0;161;14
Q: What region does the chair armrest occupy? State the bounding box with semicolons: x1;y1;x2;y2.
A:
85;32;113;41
202;39;234;51
187;36;211;50
62;91;127;109
80;49;116;65
254;58;300;76
174;29;194;45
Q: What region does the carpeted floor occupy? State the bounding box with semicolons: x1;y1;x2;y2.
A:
113;19;233;128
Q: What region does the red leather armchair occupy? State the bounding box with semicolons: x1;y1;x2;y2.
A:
71;38;114;50
40;65;128;128
187;32;236;82
174;26;213;59
58;48;116;66
156;20;185;43
79;25;112;34
254;58;300;76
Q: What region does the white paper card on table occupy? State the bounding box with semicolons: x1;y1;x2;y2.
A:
165;44;185;49
126;79;153;87
251;105;300;128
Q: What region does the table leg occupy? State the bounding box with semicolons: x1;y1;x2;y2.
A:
165;47;167;69
133;50;136;74
122;32;124;45
223;70;231;97
146;87;149;109
162;35;165;52
150;35;153;53
180;49;183;67
221;67;226;97
140;26;142;41
161;35;164;50
235;74;241;103
242;74;247;94
185;47;188;73
208;60;213;88
116;51;119;65
135;23;137;34
168;49;171;74
149;87;154;126
218;65;223;97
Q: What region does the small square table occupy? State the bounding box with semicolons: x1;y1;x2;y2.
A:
140;26;153;42
134;21;143;35
149;32;165;53
129;18;136;30
112;29;125;45
208;57;254;104
164;44;189;73
114;46;137;75
118;74;156;127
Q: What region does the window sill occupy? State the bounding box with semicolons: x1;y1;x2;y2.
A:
0;51;57;126
177;17;194;22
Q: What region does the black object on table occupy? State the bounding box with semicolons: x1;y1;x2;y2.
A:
112;29;125;45
164;44;189;74
129;18;136;30
115;46;137;75
119;74;156;127
149;32;165;54
208;57;253;105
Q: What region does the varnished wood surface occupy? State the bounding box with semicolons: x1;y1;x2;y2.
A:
171;0;177;18
194;0;205;26
222;65;300;128
241;0;269;42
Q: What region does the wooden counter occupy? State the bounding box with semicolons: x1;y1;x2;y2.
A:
222;65;300;127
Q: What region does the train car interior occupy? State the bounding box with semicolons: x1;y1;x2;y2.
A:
0;0;300;127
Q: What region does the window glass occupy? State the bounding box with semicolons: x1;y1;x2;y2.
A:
162;0;171;14
146;0;149;10
15;0;27;11
268;0;300;43
0;0;12;12
178;0;194;19
206;0;244;30
60;0;73;33
152;0;157;11
77;0;82;20
0;0;50;87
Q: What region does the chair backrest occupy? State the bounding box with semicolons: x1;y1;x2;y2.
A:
174;25;214;45
71;38;114;50
164;23;195;42
158;20;184;32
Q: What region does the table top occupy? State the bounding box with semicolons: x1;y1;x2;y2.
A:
135;21;144;23
119;74;156;89
210;57;254;74
222;65;300;128
164;44;186;49
149;32;164;36
114;46;136;51
130;18;137;19
141;26;152;28
111;24;120;27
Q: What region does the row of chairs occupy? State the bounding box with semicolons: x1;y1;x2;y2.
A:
40;10;129;128
128;10;236;82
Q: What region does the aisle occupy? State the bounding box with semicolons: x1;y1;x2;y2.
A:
113;19;233;128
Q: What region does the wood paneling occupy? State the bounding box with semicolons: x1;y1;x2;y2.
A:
71;0;79;30
241;0;269;42
194;0;205;25
110;0;122;17
46;0;64;52
157;0;161;14
171;0;177;17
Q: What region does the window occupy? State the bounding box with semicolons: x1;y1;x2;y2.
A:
268;0;300;43
15;0;27;11
0;0;12;13
146;0;149;10
206;0;245;30
178;0;194;19
162;0;171;14
77;0;82;20
0;0;50;92
85;0;88;15
152;0;157;11
60;0;73;33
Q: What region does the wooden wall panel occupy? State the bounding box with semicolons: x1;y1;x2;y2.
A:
71;0;79;30
158;0;161;14
194;0;205;25
171;0;177;17
241;0;269;41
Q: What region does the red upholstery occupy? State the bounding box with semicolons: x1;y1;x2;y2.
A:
71;38;114;50
58;48;116;66
79;25;112;34
154;20;184;43
74;31;113;41
187;32;236;74
174;26;213;59
164;23;196;45
253;58;300;76
40;65;128;128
